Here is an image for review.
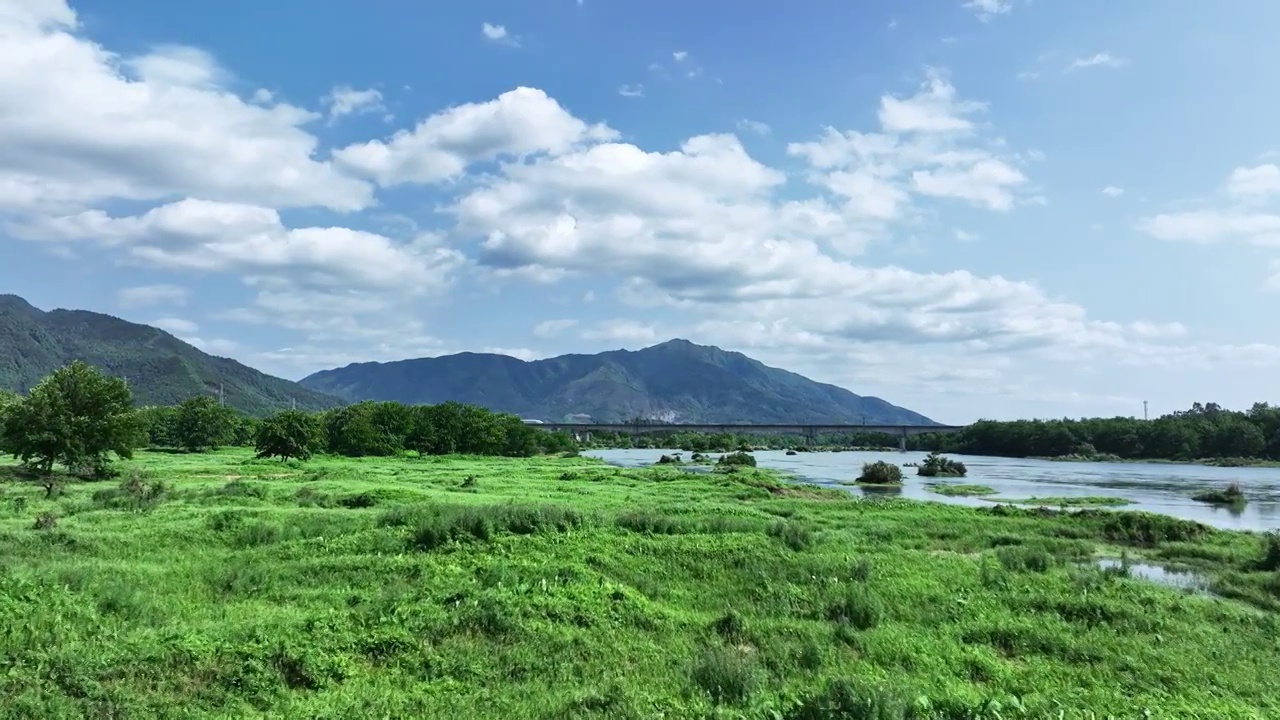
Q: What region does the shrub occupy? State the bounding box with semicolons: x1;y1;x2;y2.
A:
1259;532;1280;572
767;521;814;551
785;680;912;720
655;454;682;465
690;646;759;705
33;513;57;531
717;451;757;469
996;545;1056;573
857;461;903;485
1192;482;1246;506
91;471;167;512
916;452;968;478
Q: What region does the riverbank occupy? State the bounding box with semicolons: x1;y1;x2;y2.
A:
1034;454;1280;468
0;450;1277;717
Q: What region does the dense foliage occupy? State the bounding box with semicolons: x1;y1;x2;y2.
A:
858;461;904;485
917;452;967;477
0;361;140;480
913;402;1280;461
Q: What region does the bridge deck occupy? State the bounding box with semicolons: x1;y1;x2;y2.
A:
534;423;962;435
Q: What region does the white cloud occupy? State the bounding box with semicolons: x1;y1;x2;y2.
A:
117;284;188;308
877;68;985;134
334;87;618;186
482;346;540;361
151;316;198;335
15;198;466;292
0;3;373;214
581;320;658;345
1016;71;1040;81
1226;165;1280;200
1067;53;1127;71
736;119;771;135
323;85;384;122
963;0;1013;21
533;318;579;338
954;229;978;242
1102;185;1124;197
618;84;644;98
1138;210;1280;246
481;22;517;46
672;50;688;62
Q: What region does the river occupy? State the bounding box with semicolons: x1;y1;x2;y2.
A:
584;448;1280;532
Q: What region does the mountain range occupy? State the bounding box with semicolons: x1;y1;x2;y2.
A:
301;338;936;425
0;294;936;424
0;295;339;416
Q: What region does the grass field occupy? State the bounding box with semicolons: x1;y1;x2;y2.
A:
1;449;1279;718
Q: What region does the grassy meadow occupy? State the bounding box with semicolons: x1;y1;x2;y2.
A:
1;449;1279;718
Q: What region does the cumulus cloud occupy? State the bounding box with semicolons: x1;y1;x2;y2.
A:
1102;185;1124;197
333;87;618;186
0;1;373;214
481;22;517;46
323;85;385;122
13;199;465;300
533;318;579;338
1226;164;1280;200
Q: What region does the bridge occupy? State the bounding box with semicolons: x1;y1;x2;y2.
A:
532;423;964;451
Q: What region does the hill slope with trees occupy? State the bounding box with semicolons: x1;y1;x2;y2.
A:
0;295;340;416
300;339;938;425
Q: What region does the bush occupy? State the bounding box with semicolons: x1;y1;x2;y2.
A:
916;452;967;478
1259;532;1280;572
690;646;759;705
91;471;167;512
405;503;587;551
1192;482;1246;506
710;609;749;643
857;461;903;485
717;451;757;469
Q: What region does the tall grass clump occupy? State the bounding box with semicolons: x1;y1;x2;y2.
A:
400;503;588;551
826;587;883;630
857;461;903;485
767;520;814;551
690;646;760;705
91;470;167;512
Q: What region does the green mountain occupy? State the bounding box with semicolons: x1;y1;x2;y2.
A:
0;295;341;416
300;338;938;425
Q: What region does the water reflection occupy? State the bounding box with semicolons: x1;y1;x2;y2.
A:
585;448;1280;532
1095;558;1213;593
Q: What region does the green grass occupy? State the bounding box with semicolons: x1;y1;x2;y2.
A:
0;449;1278;718
927;483;997;497
1002;496;1137;508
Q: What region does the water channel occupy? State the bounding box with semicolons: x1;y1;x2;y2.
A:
584;448;1280;532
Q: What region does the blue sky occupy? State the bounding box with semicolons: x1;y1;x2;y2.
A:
4;0;1280;424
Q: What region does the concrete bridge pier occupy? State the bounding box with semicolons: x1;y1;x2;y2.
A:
899;428;908;453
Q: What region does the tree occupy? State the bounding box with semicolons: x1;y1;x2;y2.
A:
1;361;140;481
174;395;236;452
255;409;322;462
0;389;20;457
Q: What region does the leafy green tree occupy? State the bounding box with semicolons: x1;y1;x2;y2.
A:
174;395;237;452
1;361;140;481
255;409;322;461
0;389;20;457
134;406;179;448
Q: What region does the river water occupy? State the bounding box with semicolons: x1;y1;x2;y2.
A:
584;448;1280;532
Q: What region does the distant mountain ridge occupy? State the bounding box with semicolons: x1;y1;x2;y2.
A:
301;338;938;425
0;294;341;416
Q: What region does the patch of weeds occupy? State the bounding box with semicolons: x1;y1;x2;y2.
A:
338;492;377;509
710;609;749;643
91;471;167;512
1259;532;1280;572
851;558;873;583
616;511;693;535
717;451;757;469
690;646;760;706
767;521;814;551
826;587;883;630
407;503;587;551
784;679;912;720
460;475;478;489
1192;482;1247;507
293;486;333;508
33;513;57;531
219;480;270;500
995;545;1057;573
